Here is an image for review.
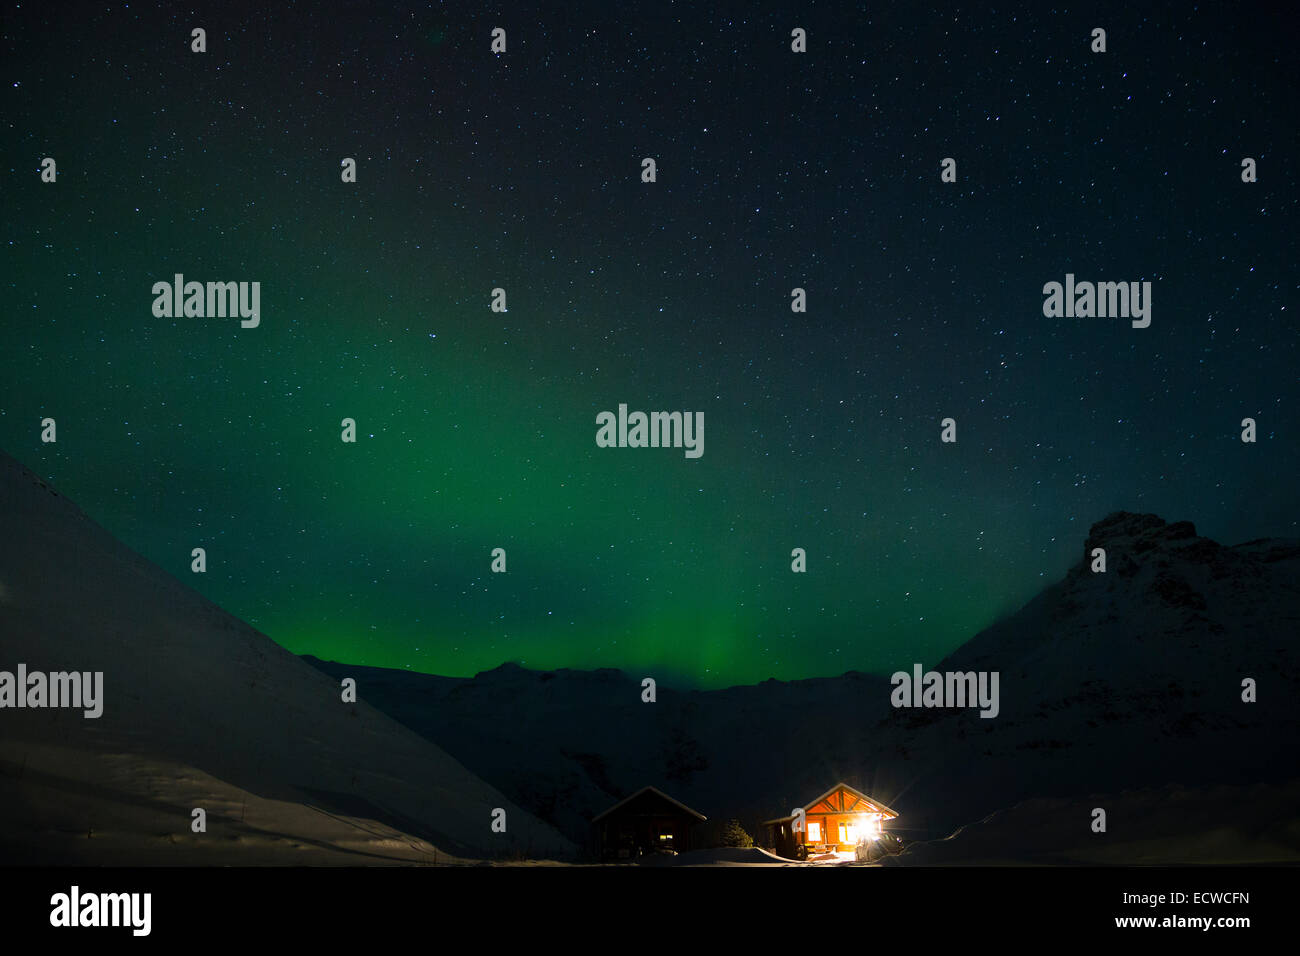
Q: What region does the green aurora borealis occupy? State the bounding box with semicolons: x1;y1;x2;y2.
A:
3;2;1295;687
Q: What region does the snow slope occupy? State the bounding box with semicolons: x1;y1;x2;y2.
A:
880;780;1300;866
0;450;574;863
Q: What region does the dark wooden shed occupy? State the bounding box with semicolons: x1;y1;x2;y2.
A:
592;786;706;861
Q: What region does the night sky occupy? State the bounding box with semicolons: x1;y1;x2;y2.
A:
3;1;1295;687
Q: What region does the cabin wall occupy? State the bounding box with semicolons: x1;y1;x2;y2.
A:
801;812;886;850
596;812;696;860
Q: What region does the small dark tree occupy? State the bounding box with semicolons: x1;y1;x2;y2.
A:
718;819;754;848
661;726;709;783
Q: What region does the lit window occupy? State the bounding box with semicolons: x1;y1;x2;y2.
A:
839;822;859;843
658;833;672;841
806;822;821;841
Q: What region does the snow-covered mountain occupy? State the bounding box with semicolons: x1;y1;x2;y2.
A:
0;450;574;863
880;511;1300;838
306;512;1300;855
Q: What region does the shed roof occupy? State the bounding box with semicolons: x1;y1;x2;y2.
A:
592;785;708;823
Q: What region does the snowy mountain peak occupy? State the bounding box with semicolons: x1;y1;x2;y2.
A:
1084;511;1197;552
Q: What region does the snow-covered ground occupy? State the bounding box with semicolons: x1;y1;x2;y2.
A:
633;846;798;866
0;740;459;865
880;780;1300;866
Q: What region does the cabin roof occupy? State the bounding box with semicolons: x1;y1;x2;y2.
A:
591;785;708;823
760;781;899;826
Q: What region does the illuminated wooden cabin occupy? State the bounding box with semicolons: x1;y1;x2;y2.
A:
762;782;899;859
592;786;707;861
